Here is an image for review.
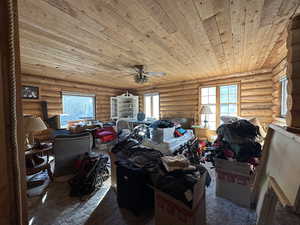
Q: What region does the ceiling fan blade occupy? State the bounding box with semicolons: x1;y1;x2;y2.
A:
115;73;136;77
145;71;166;77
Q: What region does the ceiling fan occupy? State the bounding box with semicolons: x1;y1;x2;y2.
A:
132;65;166;84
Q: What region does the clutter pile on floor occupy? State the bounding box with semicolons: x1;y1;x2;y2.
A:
112;137;211;215
202;119;262;168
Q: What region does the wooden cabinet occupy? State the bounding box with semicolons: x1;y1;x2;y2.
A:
110;92;139;120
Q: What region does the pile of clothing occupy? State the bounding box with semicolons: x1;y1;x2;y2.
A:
112;138;210;209
149;120;174;128
213;119;262;166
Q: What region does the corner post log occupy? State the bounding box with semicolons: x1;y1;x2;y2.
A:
0;0;27;224
287;14;300;128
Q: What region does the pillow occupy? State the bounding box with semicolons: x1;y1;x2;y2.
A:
220;116;239;124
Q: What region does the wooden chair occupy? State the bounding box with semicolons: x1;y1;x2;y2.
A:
26;146;54;187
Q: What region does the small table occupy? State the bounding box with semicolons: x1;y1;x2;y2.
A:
192;125;209;140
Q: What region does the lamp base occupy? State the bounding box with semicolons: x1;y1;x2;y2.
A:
204;120;208;128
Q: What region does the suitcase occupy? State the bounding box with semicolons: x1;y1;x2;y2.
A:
116;160;154;215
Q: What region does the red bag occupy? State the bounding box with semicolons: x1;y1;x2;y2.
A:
95;127;117;143
100;134;115;143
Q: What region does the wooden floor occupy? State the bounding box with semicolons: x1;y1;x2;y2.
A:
27;167;300;225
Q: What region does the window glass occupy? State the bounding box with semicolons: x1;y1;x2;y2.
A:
220;85;238;117
144;93;160;119
201;87;216;129
144;95;152;119
153;95;160;119
200;84;238;130
280;77;288;117
62;94;95;127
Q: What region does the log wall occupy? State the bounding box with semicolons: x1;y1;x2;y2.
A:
286;15;300;128
21;74;125;121
272;58;287;126
135;72;274;128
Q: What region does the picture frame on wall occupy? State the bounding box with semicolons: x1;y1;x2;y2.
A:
22;86;39;99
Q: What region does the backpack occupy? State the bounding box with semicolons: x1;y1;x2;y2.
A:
69;152;109;197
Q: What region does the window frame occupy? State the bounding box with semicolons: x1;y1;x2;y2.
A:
280;77;288;118
200;86;217;130
199;83;240;129
61;92;96;124
144;92;160;119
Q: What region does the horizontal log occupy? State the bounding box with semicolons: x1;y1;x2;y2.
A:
160;96;198;103
160;90;199;98
39;96;61;102
41;92;61;98
160;105;196;111
241;95;273;103
23;82;121;98
272;58;287;75
241;81;273;90
23;109;42;116
241;74;273;83
272;105;280;112
241;88;273;97
22;74;123;93
160;107;196;112
272;90;280;97
22;101;41;108
149;85;199;94
273;82;280;89
241;109;272;117
140;80;198;91
160;102;198;108
272;70;287;82
241;103;273;110
272;98;280;104
161;112;194;118
200;78;241;86
38;85;62;92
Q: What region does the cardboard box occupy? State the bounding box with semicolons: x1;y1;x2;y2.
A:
155;172;207;225
215;158;254;208
151;127;175;143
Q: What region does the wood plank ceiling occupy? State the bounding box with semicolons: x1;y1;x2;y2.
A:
18;0;300;88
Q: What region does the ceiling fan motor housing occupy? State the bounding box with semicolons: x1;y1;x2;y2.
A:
134;73;148;83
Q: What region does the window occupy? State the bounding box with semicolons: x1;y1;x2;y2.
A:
280;77;288;117
200;84;239;130
144;93;160;119
61;93;95;127
201;87;217;130
220;85;238;117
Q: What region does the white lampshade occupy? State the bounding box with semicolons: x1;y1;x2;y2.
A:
24;116;47;134
200;105;212;114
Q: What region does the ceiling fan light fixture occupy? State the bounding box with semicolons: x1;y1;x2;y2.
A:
134;74;148;84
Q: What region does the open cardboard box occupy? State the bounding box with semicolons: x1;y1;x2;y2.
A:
154;171;207;225
215;158;255;208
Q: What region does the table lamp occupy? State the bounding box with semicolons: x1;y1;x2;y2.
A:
200;105;213;128
24;116;47;149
